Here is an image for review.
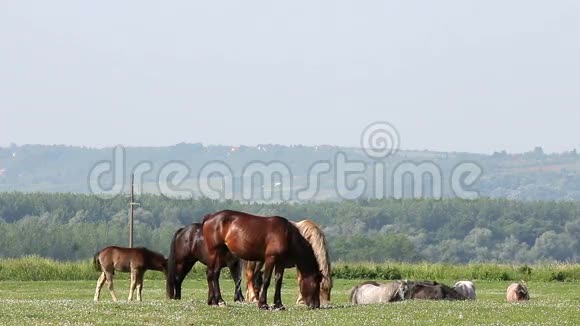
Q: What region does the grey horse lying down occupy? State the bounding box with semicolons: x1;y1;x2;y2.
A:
349;280;408;304
350;280;468;304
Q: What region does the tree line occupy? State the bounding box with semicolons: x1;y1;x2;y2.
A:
0;192;579;263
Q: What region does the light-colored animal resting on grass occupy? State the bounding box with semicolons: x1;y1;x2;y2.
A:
453;281;476;300
349;280;408;304
405;281;467;300
506;281;529;302
93;246;168;302
245;219;333;305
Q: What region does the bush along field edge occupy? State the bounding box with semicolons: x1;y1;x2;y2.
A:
0;256;579;282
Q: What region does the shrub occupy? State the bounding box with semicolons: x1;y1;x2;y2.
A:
1;257;579;282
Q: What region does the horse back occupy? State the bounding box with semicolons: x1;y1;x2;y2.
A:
173;223;208;262
351;282;394;304
407;282;465;300
203;210;290;261
96;246;134;272
97;246;163;272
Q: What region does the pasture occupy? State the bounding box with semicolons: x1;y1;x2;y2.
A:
0;278;578;325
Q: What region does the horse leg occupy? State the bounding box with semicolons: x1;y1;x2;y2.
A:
105;271;118;302
244;261;257;303
228;259;244;303
168;262;181;300
128;269;137;301
94;272;106;302
295;269;304;305
253;262;264;302
272;261;286;310
206;252;223;306
213;251;226;306
176;261;195;300
246;261;264;303
258;257;275;310
206;267;215;305
136;270;145;302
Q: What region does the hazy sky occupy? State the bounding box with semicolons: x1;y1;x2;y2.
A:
1;1;579;154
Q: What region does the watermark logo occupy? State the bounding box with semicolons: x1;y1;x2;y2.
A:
88;122;483;201
360;121;400;159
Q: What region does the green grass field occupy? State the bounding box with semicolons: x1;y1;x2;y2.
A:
0;277;578;325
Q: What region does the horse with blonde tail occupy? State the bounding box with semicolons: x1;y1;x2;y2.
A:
245;219;333;306
203;210;322;310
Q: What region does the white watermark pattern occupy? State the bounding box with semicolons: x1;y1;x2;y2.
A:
360;121;400;159
88;122;483;201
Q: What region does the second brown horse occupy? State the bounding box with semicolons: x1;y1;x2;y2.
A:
202;210;322;310
165;223;244;301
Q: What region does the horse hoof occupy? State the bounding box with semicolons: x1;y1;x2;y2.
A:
259;304;269;310
234;296;245;303
218;301;227;307
272;305;286;311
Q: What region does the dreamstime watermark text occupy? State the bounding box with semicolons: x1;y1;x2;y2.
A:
88;122;483;201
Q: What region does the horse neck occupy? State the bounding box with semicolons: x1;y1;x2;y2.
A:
145;254;167;272
289;226;319;276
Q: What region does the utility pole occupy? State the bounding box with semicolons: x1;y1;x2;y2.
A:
128;173;140;248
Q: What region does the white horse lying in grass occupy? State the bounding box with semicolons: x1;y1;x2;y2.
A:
453;281;476;300
349;280;408;304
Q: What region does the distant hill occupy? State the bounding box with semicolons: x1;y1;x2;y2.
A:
0;144;579;201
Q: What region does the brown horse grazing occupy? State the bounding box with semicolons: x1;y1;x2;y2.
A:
202;210;322;310
93;246;167;302
166;223;244;302
245;219;333;306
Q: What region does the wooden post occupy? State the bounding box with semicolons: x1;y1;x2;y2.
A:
129;173;134;248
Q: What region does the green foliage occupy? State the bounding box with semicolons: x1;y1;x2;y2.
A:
2;257;579;282
330;262;580;282
0;256;194;281
0;256;98;281
1;193;580;263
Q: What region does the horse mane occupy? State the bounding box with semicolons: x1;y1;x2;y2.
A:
287;221;320;277
135;246;166;262
348;285;359;304
292;220;333;291
135;246;154;253
518;281;529;298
